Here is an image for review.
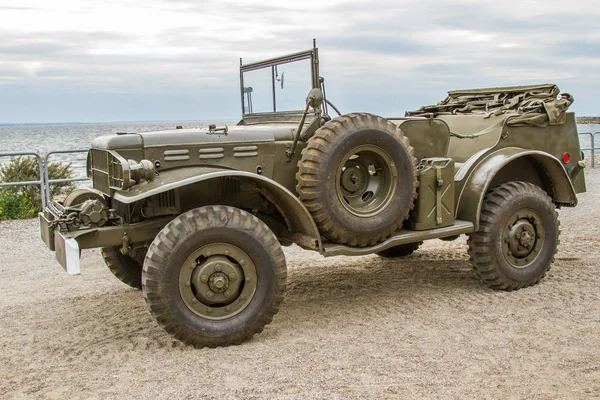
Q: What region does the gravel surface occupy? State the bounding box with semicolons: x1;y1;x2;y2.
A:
1;170;599;399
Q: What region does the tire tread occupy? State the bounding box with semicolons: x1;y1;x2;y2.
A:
142;206;286;348
101;247;144;290
296;113;418;246
467;182;560;291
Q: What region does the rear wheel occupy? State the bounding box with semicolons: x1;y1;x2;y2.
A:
440;235;461;242
376;242;422;258
468;182;559;290
143;206;287;347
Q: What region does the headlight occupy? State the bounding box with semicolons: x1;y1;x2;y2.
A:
127;159;155;186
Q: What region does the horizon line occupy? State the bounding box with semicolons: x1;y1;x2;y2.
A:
0;118;240;127
2;116;600;127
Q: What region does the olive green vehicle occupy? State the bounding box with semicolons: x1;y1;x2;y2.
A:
39;41;586;347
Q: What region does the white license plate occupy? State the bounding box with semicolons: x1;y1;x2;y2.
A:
54;231;81;275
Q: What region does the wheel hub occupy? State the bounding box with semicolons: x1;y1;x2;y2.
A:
507;220;536;257
341;163;366;193
209;273;229;292
503;210;545;268
180;243;257;320
336;145;398;217
191;255;242;304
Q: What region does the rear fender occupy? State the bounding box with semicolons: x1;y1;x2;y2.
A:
456;147;577;229
113;167;322;251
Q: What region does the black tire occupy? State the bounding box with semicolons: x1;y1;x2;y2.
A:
101;247;145;290
440;235;461;242
376;241;422;258
468;181;560;290
142;206;287;348
296;113;417;247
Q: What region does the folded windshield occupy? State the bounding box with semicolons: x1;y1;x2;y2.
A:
240;48;319;115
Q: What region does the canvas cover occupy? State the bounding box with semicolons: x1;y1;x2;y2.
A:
406;84;574;127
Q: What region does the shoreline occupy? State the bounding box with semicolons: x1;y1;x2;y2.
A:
2;117;599;127
577;117;600;124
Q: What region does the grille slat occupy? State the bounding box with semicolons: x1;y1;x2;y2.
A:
90;149;125;194
158;190;176;209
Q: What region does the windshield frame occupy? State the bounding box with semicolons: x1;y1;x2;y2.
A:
239;45;319;116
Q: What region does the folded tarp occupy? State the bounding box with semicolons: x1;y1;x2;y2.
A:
406;84;573;127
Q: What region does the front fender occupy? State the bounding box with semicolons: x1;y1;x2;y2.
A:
113;167;322;251
456;147;577;229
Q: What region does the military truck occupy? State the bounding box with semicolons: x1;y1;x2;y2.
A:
39;41;586;347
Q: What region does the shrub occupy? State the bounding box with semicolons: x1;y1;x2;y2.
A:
0;156;75;219
0;190;37;220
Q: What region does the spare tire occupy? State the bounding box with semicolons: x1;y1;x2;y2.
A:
296;113;417;247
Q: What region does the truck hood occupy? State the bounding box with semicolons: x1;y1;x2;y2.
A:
91;124;296;150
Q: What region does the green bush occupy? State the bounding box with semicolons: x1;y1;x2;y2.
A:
0;156;75;220
0;190;37;220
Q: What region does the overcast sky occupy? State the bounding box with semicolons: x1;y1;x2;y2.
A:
1;0;600;124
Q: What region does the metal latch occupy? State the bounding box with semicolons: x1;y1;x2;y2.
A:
208;124;228;135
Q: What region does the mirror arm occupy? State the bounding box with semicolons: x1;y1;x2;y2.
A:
319;77;329;116
325;99;341;117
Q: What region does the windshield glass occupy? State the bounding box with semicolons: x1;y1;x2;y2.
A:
242;68;272;114
241;57;313;114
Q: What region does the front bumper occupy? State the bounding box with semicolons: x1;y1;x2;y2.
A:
39;211;81;275
39;203;173;275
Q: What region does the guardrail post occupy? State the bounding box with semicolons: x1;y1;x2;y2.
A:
1;149;89;212
44;152;50;209
593;132;600;169
44;149;89;208
0;152;47;209
592;134;595;168
39;152;47;209
579;132;597;169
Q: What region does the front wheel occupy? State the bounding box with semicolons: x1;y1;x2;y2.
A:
468;182;560;290
143;206;287;347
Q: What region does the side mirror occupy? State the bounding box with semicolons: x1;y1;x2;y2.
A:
275;66;284;89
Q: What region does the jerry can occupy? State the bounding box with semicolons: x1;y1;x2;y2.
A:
408;158;455;230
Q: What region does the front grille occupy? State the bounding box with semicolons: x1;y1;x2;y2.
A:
158;190;176;209
108;156;124;189
89;149;125;194
90;149;110;194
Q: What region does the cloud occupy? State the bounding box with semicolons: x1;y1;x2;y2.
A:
1;0;600;122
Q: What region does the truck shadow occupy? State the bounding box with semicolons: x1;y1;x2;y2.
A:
283;253;482;308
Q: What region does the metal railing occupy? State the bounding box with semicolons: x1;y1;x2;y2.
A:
579;132;600;168
0;152;47;208
44;150;89;208
0;150;88;209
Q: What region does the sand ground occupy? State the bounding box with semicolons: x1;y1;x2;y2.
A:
0;170;599;399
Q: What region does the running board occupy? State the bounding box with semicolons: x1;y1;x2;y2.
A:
322;220;475;257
